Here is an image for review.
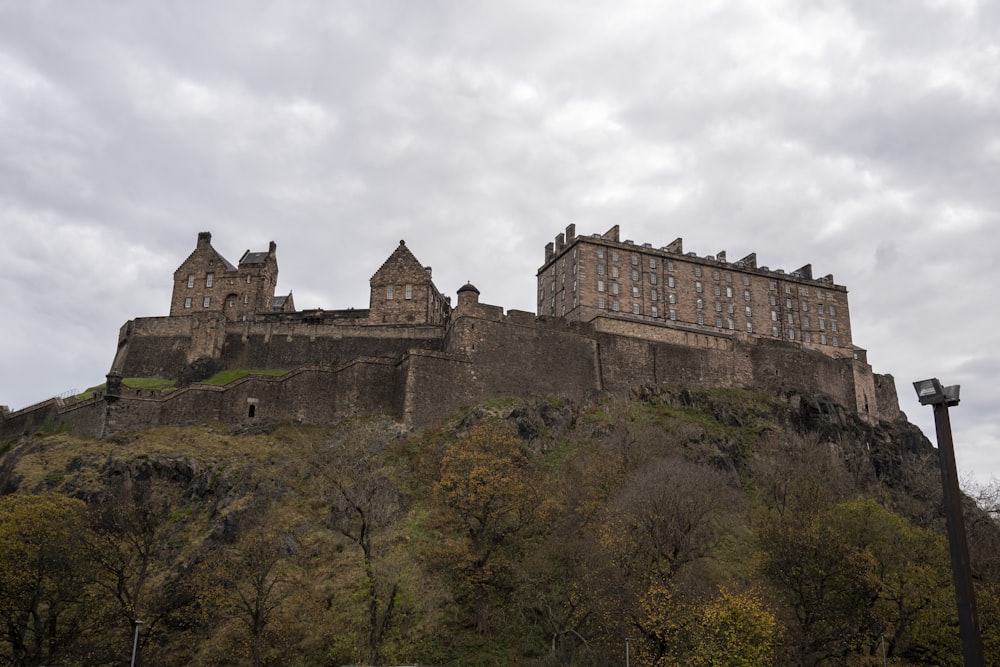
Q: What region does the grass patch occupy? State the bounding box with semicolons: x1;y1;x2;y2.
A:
77;377;177;400
202;369;288;385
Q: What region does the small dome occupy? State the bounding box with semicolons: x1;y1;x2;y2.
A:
458;282;480;294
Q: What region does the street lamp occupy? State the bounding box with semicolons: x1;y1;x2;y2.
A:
912;378;983;667
130;618;143;667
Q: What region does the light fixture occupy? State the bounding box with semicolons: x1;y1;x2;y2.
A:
913;378;960;407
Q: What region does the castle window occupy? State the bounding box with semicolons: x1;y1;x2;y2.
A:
206;273;214;288
728;318;735;330
713;285;721;296
769;280;777;291
804;331;812;343
820;333;827;345
830;305;837;317
746;322;754;333
802;302;809;312
632;269;639;282
788;329;796;340
799;287;807;296
818;303;826;314
668;276;675;288
832;336;839;346
651;305;659;318
184;297;192;309
695;281;703;293
694;266;702;277
744;289;751;301
598;280;605;292
726;272;732;283
831;321;838;332
669;293;676;304
631;286;639;298
649;258;657;269
246;275;251;284
612;283;620;295
667;260;674;271
632;303;640;314
715;315;723;327
785;284;792;294
244;294;249;304
743;275;750;286
715;301;722;312
728;303;735;314
612;299;620;312
787;313;794;324
631;255;638;266
203;297;211;308
187;274;194;288
597;264;605;275
669;309;677;320
597;297;605;309
697;298;704;309
611;251;619;261
819;319;826;330
772;326;779;337
713;270;720;280
612;266;620;278
697;312;705;325
649;273;656;285
726;286;733;298
387;285;394;300
597;248;604;259
746;306;752;317
786;298;792;309
771;310;778;321
651;289;658;301
769;294;777;306
803;316;810;327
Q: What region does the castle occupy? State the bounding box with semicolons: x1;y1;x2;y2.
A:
0;227;900;439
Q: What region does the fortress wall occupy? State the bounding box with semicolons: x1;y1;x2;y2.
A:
748;338;857;410
401;352;478;427
444;315;601;401
874;373;902;422
220;325;443;370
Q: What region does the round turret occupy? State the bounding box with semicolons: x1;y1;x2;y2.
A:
457;282;480;309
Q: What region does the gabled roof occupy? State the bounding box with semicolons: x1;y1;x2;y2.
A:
175;242;237;274
240;251;270;266
370;240;432;283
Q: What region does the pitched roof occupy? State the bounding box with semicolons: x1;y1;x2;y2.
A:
369;240;432;283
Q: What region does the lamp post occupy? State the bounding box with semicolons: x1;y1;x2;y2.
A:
625;637;633;667
913;378;983;667
130;618;143;667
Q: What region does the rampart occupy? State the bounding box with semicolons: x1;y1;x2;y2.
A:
1;298;899;440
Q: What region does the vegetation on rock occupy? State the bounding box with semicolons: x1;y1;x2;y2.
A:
0;387;996;666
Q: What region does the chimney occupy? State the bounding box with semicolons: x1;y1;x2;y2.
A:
665;237;683;254
602;225;620;242
197;231;212;247
566;224;576;243
556;233;565;252
545;242;554;263
716;251;726;263
738;252;757;269
268;241;276;256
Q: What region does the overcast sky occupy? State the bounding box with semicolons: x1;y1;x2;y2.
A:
2;1;998;485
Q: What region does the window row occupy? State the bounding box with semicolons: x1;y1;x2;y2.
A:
386;284;414;300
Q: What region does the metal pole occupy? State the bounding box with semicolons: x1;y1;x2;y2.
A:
130;619;142;667
625;637;632;667
932;402;984;667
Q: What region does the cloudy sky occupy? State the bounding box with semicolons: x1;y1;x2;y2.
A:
2;1;998;484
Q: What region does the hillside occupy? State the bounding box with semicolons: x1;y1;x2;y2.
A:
1;387;998;666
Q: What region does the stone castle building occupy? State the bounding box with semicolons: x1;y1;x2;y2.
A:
1;227;900;439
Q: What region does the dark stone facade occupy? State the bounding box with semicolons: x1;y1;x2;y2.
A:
0;232;901;440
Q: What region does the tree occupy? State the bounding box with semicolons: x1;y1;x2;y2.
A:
0;494;93;667
312;417;405;665
434;422;545;634
207;523;296;667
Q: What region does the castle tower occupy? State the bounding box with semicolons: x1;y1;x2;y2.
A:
170;232;238;316
368;241;450;325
